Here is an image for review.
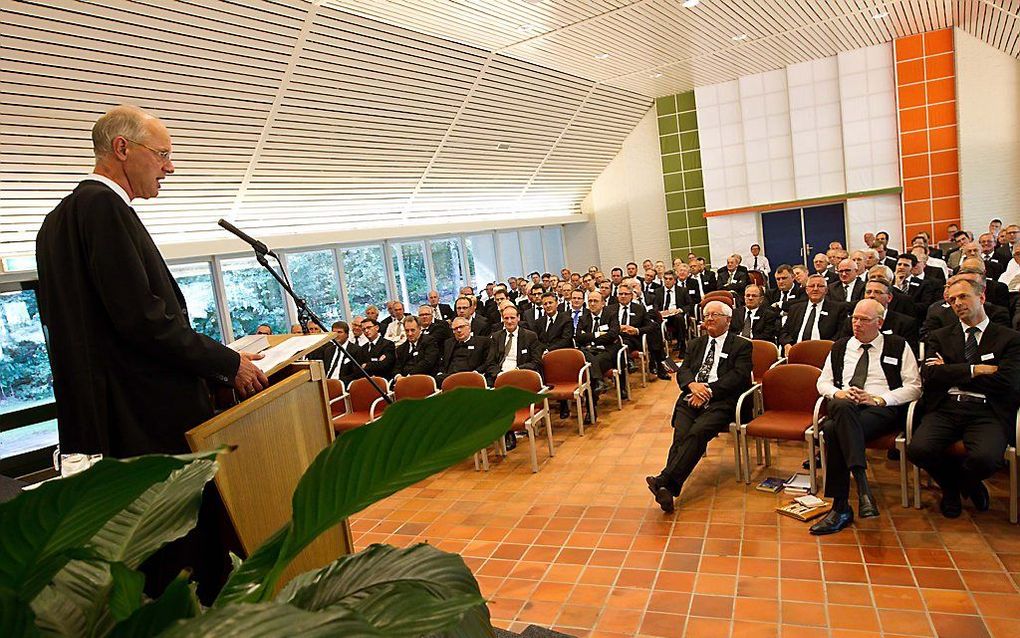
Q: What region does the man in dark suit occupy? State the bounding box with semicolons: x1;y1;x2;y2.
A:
439;317;491;379
813;253;839;285
641;268;663;301
766;265;804;313
687;258;717;303
454;295;491;337
645;300;753;513
356;319;396;379
658;270;693;355
393;316;440;377
426;290;455;322
876;231;897;260
852;279;919;351
958;257;1010;310
574;291;621;399
978;233;1007;281
616;283;670;381
779;275;846;354
717;255;751;297
34;105;267;604
485;305;543;385
894;252;941;317
730;284;780;343
810;299;922;534
517;286;545;327
418;305;453;354
536;291;574;352
828;259;866;304
992;224;1019;264
908;277;1020;518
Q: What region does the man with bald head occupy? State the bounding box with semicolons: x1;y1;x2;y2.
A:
36;104;268;602
829;258;865;304
439;316;491;379
646;300;752;513
574;290;621;402
427;290;455;322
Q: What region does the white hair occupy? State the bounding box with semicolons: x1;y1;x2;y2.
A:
91;104;155;159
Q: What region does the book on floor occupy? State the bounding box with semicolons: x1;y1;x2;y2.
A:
783;472;812;494
776;499;831;522
755;477;786;493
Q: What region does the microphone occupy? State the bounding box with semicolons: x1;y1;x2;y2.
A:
217;219;277;258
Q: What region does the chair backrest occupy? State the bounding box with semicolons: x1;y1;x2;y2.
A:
700;290;735;310
494;368;544;394
441;371;487;391
761;364;821;413
751;340;780;383
542;348;586;384
748;271;767;288
787;339;833;369
394;374;437;400
349;376;389;411
325;379;344;400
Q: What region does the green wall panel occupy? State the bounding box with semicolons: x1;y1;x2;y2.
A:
655;90;709;264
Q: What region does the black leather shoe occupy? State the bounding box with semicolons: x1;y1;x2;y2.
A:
653;486;675;513
645;475;660;497
628;363;637;374
886;448;901;461
810;508;854;535
965;481;990;512
503;432;517;451
858;494;880;518
939;492;963;519
559;403;570;420
801;455;821;470
657;369;671;381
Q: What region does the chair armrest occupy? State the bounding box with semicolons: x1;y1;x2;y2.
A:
1015;407;1020;454
734;383;761;428
369;396;387;421
578;362;592;388
539;385;551;394
905;399;919;443
771;357;787;368
812;396;826;428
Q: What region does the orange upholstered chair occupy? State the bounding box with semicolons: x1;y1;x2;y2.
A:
787;339;833;369
542;348;594;436
332;376;390;434
494;369;554;473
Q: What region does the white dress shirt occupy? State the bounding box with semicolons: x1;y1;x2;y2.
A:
949;316;990;399
699;332;727;384
797;302;823;341
83;173;131;206
384;318;407;347
500;329;519;374
817;335;921;406
746;253;771;276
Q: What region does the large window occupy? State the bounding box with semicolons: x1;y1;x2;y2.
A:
429;238;465;302
542;226;565;271
519;228;544;275
220;257;288;338
0;285;57;460
342;245;389;315
391;241;430;309
497;231;524;279
287;249;345;326
465;234;497;292
169;262;222;342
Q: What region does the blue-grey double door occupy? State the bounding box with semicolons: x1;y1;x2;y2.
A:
761;203;846;270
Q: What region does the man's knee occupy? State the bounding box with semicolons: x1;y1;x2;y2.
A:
963;448;1004;478
827;397;854;417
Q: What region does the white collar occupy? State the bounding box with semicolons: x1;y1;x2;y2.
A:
83;173;131;206
849;333;884;351
961;315;991;334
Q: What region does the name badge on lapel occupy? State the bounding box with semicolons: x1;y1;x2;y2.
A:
882;356;898;365
467;345;475;350
521;349;528;354
981;352;995;362
819;310;828;316
719;352;729;359
881;329;892;335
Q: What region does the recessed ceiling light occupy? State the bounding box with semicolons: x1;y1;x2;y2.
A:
872;11;889;19
496;142;511;151
682;0;700;8
593;52;610;60
650;72;663;78
731;34;748;41
517;23;538;34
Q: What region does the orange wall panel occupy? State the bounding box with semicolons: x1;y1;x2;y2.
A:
895;28;960;244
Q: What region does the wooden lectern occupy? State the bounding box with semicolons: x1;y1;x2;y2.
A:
186;334;353;586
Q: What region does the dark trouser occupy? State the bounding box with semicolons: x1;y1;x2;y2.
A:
906;401;1008;496
822;398;900;499
664;314;687;355
623;333;665;368
658;398;734;495
581;346;617;384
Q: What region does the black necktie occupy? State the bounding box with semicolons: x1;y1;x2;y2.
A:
845;283;851;299
696;339;716;383
741;310;753;337
546;316;553;332
665;289;672;309
505;332;514;355
622;306;630;326
801;304;817;342
965;327;980;364
753;256;758;270
849;343;871;388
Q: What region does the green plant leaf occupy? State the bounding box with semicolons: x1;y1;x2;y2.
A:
435;603;496;638
157;602;384;637
32;460;218;636
0;590;41;638
108;576;200;638
275;544;490;636
108;562;145;622
0;450;221;603
216;387;538;606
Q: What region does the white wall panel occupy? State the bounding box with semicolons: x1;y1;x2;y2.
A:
706;212;760;268
739;70;795;205
837;42;900;193
787;58;846;199
846;194;903;253
696;81;748;211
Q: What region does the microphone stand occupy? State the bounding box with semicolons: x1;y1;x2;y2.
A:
248;248;392;405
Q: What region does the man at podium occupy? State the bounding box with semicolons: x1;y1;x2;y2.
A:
35;104;268;603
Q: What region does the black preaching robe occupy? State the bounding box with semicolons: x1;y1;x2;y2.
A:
36;180;239;457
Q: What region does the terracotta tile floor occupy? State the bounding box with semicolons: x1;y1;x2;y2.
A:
351;376;1020;637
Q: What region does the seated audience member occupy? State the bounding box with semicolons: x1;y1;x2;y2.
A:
813;253;838;284
598;280;617;307
658;269;693;356
625;261;639;279
645;300;752;513
528;271;541;285
642;267;663;298
616;283;670;381
862;232;876;249
908;277;1020;518
567;289;587;336
569;272;582;287
993;224;1019;262
842;278;920;350
383;301;408;347
867;265;915;319
330;321;361;383
874;241;898;272
557;282;573;312
947;232;972;270
304;320;338;370
746;243;770;278
560;267;572;281
989;218;1003;238
574;291;621;401
378;301;397;334
687;258;717;303
730;284;779;342
767;264;804;314
486;305;543;387
811;298;922;534
654;261;667;284
779;274;845;354
459;285;475;296
349;315;369;347
505;277;522;302
255;323;272;335
609;267;625;298
895;252;941;316
485;286;511;326
537;291;574;352
519;285;545;319
792;264;811;289
364;304;381;325
439;317;491;380
718;254;751;296
997;243;1020;287
959;257;1010;310
828;259;865;303
289;323;304;334
876;230;897;259
978;232;1006;281
542;273;554;290
912;241;949;280
394;315;440;378
355;318;396;380
427;290;455;321
862;248;880;271
455;295;491;337
418;304;453;352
